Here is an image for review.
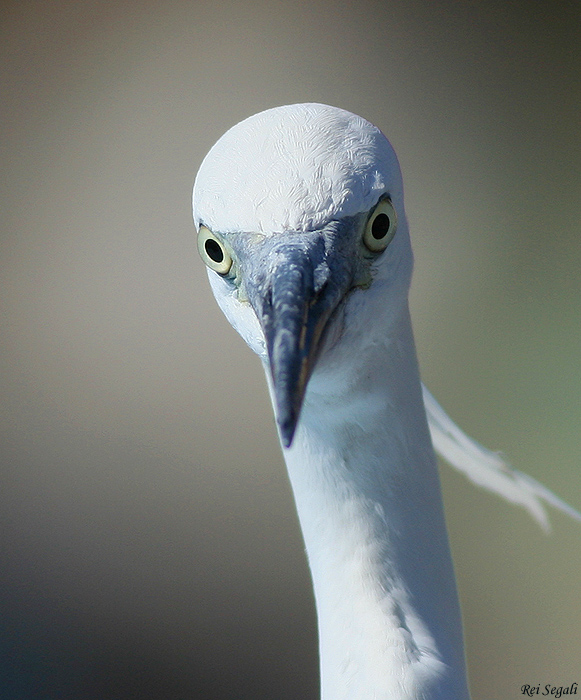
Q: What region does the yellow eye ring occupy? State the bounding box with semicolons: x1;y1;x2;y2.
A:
362;199;397;252
197;225;233;275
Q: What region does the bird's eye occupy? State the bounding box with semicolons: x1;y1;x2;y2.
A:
362;199;397;253
197;225;233;275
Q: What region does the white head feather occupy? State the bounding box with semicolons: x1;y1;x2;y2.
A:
193;103;403;235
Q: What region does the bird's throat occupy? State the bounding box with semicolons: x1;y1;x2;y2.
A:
277;307;471;700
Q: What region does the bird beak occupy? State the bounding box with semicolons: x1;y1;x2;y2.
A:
243;231;353;448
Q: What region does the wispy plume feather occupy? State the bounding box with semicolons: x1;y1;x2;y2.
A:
422;384;581;532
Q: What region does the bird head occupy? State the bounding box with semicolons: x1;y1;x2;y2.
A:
193;103;413;447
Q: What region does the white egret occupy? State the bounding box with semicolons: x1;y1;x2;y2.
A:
193;103;580;700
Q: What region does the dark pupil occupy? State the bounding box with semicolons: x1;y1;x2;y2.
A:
205;238;224;263
371;213;390;240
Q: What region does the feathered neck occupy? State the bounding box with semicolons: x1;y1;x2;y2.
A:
275;304;471;700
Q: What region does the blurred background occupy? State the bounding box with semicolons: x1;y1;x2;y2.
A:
2;1;580;698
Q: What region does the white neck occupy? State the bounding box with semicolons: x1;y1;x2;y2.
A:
276;304;470;700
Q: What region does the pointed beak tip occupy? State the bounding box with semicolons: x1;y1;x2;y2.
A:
282;435;293;449
278;416;297;449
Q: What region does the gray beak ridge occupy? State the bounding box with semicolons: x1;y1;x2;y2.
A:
244;230;352;447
